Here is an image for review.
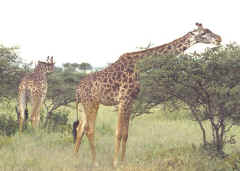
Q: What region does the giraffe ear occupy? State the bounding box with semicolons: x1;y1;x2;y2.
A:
196;22;203;29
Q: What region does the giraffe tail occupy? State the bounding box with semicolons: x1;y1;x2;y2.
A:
72;95;80;143
24;104;29;121
72;120;79;143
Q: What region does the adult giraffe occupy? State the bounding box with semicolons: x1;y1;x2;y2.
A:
18;57;54;131
74;23;221;166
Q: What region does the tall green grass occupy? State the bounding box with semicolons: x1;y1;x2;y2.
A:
0;104;240;170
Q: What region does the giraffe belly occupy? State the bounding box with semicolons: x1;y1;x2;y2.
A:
100;97;119;106
99;92;119;106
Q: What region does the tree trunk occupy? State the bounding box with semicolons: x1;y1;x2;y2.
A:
210;117;225;154
190;106;207;146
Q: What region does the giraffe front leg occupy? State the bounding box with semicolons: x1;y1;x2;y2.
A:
113;100;131;167
120;110;131;162
113;120;122;167
113;101;129;167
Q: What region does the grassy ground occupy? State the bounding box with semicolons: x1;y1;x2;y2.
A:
0;104;240;170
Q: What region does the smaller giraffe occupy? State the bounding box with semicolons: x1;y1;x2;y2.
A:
18;56;54;131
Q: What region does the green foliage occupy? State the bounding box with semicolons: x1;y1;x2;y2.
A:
0;115;18;136
63;62;79;72
78;62;92;72
44;63;86;127
46;63;86;108
45;111;71;134
0;45;24;100
136;43;240;153
151;105;192;121
63;62;92;73
137;44;240;114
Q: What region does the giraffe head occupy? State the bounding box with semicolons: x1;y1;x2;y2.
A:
191;23;222;45
35;56;55;73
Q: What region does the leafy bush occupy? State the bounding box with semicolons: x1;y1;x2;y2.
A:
136;44;240;154
45;111;71;134
0;115;18;136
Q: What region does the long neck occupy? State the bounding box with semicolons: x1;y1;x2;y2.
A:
105;31;197;72
121;31;196;61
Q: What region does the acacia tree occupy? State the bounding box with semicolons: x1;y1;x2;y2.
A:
78;62;92;73
44;65;86;127
136;44;240;154
63;62;79;72
0;45;24;101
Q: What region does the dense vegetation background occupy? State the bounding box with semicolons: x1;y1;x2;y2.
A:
1;44;240;170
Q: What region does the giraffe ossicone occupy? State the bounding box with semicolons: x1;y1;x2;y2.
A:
74;23;222;167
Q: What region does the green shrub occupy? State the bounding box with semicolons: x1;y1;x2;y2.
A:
45;111;71;134
0;115;18;136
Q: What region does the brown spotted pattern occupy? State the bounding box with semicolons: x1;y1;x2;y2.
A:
18;57;54;131
74;23;222;167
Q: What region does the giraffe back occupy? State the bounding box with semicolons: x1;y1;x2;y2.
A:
76;54;140;106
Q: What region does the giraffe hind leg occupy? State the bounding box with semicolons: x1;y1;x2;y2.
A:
85;103;99;166
74;119;85;153
74;102;99;166
74;103;86;153
31;96;42;129
18;90;27;132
